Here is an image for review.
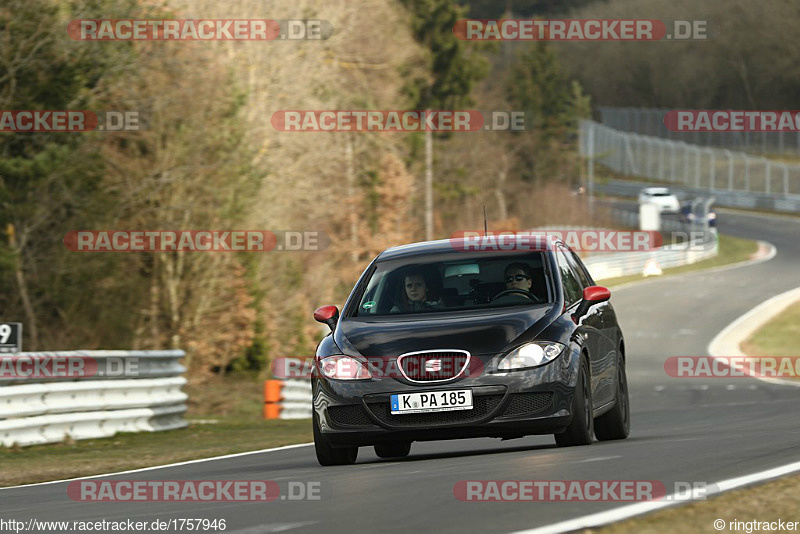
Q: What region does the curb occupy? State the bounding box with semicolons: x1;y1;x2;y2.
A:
708;285;800;388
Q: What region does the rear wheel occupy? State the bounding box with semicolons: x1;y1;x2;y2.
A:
313;413;358;466
555;357;593;447
595;361;630;441
374;441;411;459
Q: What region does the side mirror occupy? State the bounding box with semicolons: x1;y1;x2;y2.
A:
583;286;611;303
572;286;610;323
313;305;339;333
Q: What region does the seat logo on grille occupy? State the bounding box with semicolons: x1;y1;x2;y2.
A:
425;359;443;372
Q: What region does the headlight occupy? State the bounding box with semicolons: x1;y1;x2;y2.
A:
497;342;565;371
318;355;373;380
707;212;716;220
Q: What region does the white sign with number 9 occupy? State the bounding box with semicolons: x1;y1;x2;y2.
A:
0;324;11;344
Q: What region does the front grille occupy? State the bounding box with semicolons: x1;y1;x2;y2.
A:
328;405;373;427
398;350;469;382
501;392;553;418
366;394;504;427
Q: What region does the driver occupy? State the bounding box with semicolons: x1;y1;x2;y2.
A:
504;262;533;293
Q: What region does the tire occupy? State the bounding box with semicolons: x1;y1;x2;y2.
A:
374;441;411;459
594;361;631;441
555;357;594;447
313;413;358;466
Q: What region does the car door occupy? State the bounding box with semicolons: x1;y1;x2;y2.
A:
555;246;605;405
564;247;616;407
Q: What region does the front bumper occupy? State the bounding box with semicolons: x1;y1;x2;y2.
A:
313;349;581;447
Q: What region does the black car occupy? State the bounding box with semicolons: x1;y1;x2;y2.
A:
680;201;718;228
311;237;629;466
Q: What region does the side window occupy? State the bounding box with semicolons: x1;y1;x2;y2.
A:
556;248;582;306
567;249;593;289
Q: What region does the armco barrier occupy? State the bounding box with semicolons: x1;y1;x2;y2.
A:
0;350;187;447
0;349;185;385
582;233;718;280
264;378;312;420
530;220;719;280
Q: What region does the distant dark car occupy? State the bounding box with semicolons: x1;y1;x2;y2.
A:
311;238;629;466
680;202;717;228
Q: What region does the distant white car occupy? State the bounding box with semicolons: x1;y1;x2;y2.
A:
638;187;680;213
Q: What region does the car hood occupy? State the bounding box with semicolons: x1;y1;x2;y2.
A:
334;305;557;357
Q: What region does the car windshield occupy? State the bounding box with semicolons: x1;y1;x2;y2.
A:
352;252;551;317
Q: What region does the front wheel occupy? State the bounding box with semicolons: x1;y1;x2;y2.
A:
555;357;594;447
594;361;630;441
313;413;358;466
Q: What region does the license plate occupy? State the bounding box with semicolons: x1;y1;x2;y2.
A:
390;390;473;414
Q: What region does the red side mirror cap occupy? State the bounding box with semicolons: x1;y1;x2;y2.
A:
313;305;339;331
583;286;610;303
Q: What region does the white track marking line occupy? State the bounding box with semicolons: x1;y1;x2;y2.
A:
579;456;622;463
510;459;800;534
227;521;319;533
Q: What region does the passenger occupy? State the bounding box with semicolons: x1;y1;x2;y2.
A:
391;272;440;313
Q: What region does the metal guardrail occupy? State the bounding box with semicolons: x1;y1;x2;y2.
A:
597;107;800;155
0;350;185;385
0;350;187;447
577;203;720;280
582;231;718;281
580;120;800;212
596;178;800;213
264;378;312;420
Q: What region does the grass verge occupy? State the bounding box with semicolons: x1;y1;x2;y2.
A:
597;234;760;288
741;300;800;361
589;474;800;533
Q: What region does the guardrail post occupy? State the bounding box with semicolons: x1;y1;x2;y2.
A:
744;156;751;191
783;164;790;195
765;159;771;194
706;149;716;190
723;150;734;190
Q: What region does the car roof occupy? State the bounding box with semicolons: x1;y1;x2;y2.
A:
378;236;559;261
643;187;670;193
